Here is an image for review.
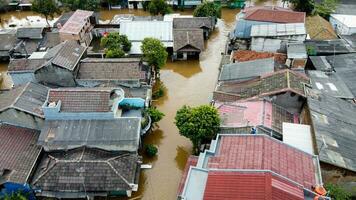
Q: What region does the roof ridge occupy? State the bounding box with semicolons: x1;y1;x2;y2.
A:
11;82;30;108
32;155;58;185
107;161;132;187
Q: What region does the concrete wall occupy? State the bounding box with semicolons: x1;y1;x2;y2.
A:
35;64;76;87
329;16;356;35
0;108;44;130
8;72;36;86
76;79;141;88
270;92;304;113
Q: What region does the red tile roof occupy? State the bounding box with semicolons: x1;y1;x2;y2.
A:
0;124;41;183
207;135;317;189
59;10;93;35
48;88;114;112
204;171;305;200
177;156;198;196
243;6;305;24
233;50;287;64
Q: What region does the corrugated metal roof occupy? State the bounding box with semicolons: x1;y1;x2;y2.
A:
120;21;173;43
219;58;274;81
282;123;314;155
287;43;307;59
38;118;141;152
251;23;306;37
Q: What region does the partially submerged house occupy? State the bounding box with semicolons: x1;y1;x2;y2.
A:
31;148;141;198
173;17;215;39
37;118;141;152
172;29;204;60
177;134;323;200
215;100;299;138
0;124;41;200
0;82;48;130
218;57;274;82
58;10;96;46
213;69;309;113
250;23;306;53
233;6;306;39
329;14;356;35
34;40;86;87
0;29;17;61
302;91;356;195
76;58;151;87
119;21;173;54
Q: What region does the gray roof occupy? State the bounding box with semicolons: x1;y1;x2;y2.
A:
0;124;41;184
39;31;61;49
305;40;356;55
51;40;86;70
307;92;356;172
341;34;356;48
307;70;354;99
173;29;204;52
287;43;307;59
8;58;46;72
53;11;75;28
219;58;275;81
32;148;141;197
38;118;141;152
0;31;17;52
0;82;49;118
173;17;214;30
250;23;306;37
16;27;44;39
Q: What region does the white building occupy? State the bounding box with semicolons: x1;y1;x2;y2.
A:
330;14;356;35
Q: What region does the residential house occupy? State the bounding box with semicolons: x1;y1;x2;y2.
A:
213;69;309;113
31;148;141;198
10;27;45;58
177;134;323;200
0;124;41;200
215;100;299;138
119;21;173;54
304;39;356;56
39;31;61;50
76;58;151;88
329;14;356;35
286;43;308;69
0;29;17;61
250;23;306;53
305;15;338;41
58;10;96;46
309;53;356;96
34;40;86;87
37;118;141;152
53;11;75;29
218;57;275;82
233;6;306;39
8;58;46;86
170;0;202;8
173;17;215;39
173;29;204;60
307;70;354;99
0;82;48;130
302;91;356;195
232;50;287;66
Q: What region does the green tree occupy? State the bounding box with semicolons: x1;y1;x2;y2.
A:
146;107;165;124
145;144;158;157
175;105;220;154
314;0;338;19
325;183;351;200
31;0;60;27
60;0;100;11
3;190;29;200
282;0;314;14
193;1;221;19
141;37;168;73
147;0;172;16
101;32;131;58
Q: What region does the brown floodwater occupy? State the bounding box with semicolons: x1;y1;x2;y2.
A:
0;1;281;199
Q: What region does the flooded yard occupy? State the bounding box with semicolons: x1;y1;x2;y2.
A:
0;1;281;199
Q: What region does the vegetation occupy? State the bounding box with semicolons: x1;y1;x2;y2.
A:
325;183;352;200
175;105;220;154
3;191;29;200
283;0;314;14
31;0;60;27
314;0;338;19
145;107;165;124
60;0;101;11
148;0;172;16
152;84;165;99
141;37;168;73
145;144;158;157
101;32;131;58
193;1;221;19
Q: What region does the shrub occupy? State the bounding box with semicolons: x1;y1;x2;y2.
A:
145;144;158;157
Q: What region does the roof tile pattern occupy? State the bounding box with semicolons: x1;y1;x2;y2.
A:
0;124;41;183
51;40;86;70
244;6;306;23
173;17;214;30
173;29;204;52
8;58;46;72
59;10;93;35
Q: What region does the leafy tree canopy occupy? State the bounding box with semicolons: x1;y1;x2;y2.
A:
148;0;172;16
175;105;220;154
193;1;221;19
141;37;168;72
325;183;351;200
282;0;314;14
314;0;338;19
101;32;131;58
60;0;100;11
31;0;60;26
145;144;158;157
146;107;165;124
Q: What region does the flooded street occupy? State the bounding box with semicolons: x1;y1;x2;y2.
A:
0;1;281;199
